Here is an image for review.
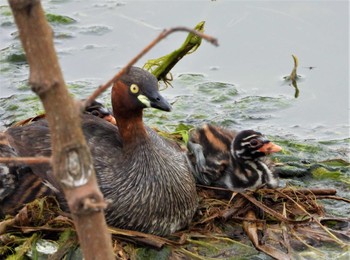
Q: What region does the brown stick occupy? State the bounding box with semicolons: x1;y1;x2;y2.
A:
282;188;337;196
0;157;51;164
242;210;291;260
8;0;114;259
84;27;218;108
239;192;311;224
198;185;338;197
316;196;350;203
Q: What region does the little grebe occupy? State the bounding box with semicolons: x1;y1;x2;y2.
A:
1;67;198;236
187;124;281;190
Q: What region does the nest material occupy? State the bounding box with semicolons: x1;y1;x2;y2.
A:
0;187;349;259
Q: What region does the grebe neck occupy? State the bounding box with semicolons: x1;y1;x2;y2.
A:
116;111;149;146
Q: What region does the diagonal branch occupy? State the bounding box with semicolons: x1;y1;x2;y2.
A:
84;27;218;107
0;157;51;164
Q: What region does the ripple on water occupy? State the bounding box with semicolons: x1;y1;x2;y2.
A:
193;81;239;103
0;94;43;127
0;5;14;27
77;25;112;35
0;79;113;129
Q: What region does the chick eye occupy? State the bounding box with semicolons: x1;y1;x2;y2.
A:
249;139;260;147
91;110;101;117
130;84;139;94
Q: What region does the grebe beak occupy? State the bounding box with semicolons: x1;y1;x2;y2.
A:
150;94;172;112
138;93;172;112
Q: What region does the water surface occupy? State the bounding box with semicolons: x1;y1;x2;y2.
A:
1;0;348;140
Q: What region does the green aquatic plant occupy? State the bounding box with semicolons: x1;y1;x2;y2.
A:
311;164;350;185
144;21;205;87
173;123;192;144
283;54;301;98
6;52;26;63
311;166;341;180
0;5;14;27
134;246;172;260
320;159;350;167
0;44;27;64
45;13;76;25
0;94;44;126
0;5;12;16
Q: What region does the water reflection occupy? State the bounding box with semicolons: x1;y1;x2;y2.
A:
283;54;301;98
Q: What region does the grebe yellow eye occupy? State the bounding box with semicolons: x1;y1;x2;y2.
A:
130;84;139;94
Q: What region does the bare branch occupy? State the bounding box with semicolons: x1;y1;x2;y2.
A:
0;156;51;165
84;27;218;107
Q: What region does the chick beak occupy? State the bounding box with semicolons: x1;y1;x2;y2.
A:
258;141;282;154
103;115;117;125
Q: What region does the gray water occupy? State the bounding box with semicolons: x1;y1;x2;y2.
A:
1;0;349;141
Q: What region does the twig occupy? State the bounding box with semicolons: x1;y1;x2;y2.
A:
257;188;337;197
292;188;337;196
0;156;51;165
290;230;325;256
108;227;175;249
84;27;218;107
0;218;15;235
316;196;350;203
211;235;253;248
239;192;311;224
281;202;293;257
320;217;350;222
276;189;347;246
198;185;337;197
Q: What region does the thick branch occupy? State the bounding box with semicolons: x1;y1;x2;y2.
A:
8;0;114;259
0;156;51;164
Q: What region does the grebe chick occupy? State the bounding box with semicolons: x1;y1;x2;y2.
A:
188;124;281;190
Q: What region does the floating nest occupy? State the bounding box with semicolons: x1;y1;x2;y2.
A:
0;186;349;259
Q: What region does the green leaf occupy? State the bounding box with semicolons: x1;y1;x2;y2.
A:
311;166;341;180
144;21;205;86
46;13;76;25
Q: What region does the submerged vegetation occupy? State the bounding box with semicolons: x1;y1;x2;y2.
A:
45;13;76;25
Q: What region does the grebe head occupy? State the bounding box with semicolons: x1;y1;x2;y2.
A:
112;67;171;119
